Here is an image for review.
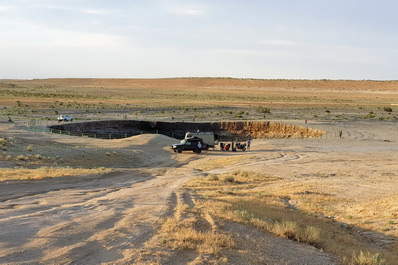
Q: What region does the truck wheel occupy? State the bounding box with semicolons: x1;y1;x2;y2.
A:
196;149;202;154
177;148;182;153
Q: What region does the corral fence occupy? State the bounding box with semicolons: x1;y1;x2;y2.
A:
25;119;342;140
26;119;179;139
27;125;161;140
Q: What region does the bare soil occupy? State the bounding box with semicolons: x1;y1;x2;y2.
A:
0;78;397;264
1;118;397;264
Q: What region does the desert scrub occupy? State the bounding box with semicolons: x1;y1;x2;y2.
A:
0;137;14;150
363;112;376;119
383;107;392;113
16;155;29;161
350;251;387;265
185;171;393;265
256;106;271;114
0;167;111;181
208;175;219;181
223;176;235;183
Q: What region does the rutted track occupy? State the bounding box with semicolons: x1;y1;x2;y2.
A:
0;165;203;264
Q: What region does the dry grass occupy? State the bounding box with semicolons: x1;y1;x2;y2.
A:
193;155;256;171
0;137;11;151
185;170;398;265
350;251;387;265
159;196;234;254
349;195;398;233
2;78;397;124
160;216;234;253
2;78;398;111
260;179;398;239
0;166;111;181
218;121;325;138
271;220;321;245
1;153;48;162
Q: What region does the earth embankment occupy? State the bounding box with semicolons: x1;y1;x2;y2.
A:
49;120;325;140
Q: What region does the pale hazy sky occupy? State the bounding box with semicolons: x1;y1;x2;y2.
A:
1;0;397;80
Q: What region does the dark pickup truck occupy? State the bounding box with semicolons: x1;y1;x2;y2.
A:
171;137;203;154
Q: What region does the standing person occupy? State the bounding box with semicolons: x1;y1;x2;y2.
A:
339;130;342;138
247;139;251;150
197;141;202;153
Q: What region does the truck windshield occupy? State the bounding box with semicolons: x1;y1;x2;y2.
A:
180;140;186;144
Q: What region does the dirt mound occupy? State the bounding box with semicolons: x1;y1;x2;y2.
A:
216;121;324;139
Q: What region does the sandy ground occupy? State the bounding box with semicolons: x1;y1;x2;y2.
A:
0;119;397;264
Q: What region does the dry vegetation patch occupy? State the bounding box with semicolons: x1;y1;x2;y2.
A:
158;192;234;259
192;155;257;171
185;170;398;265
2;78;398;122
0;166;110;181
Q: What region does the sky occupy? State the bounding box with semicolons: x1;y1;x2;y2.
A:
1;0;397;80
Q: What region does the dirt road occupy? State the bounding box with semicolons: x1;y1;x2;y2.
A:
1;120;397;264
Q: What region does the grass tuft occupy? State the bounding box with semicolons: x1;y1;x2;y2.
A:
350;251;387;265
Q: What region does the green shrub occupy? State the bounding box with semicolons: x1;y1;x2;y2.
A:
383;107;392;113
363;112;375;119
256;107;270;114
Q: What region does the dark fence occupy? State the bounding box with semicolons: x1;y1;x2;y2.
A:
28;126;161;139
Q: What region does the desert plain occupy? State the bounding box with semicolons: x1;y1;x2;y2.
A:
0;78;398;265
